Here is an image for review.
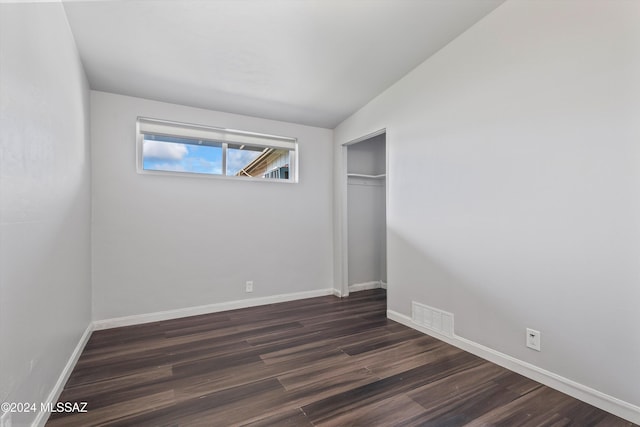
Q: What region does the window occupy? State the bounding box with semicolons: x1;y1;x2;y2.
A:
136;117;298;182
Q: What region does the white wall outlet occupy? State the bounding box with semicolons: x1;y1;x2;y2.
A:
526;328;541;351
245;281;253;293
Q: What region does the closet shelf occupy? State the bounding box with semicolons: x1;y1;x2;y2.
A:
347;173;386;179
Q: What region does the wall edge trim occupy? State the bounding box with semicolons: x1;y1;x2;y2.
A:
348;281;382;293
93;288;336;330
387;310;640;425
34;322;94;427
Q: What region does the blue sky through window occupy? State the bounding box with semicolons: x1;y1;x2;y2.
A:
143;137;222;174
142;136;271;177
227;146;262;176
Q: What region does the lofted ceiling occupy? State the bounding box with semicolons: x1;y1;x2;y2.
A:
63;0;505;129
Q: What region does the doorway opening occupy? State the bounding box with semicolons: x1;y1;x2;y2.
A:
341;130;387;301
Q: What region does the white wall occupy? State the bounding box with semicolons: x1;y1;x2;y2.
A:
0;3;92;426
347;134;386;176
347;135;387;285
91;92;334;320
335;0;640;417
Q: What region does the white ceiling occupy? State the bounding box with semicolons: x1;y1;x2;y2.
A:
63;0;504;129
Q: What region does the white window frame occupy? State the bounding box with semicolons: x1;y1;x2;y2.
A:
136;117;298;183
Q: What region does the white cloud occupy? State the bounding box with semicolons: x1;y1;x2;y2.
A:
146;162;187;172
143;141;188;161
227;149;261;175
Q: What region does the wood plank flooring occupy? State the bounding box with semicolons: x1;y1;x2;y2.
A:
48;290;636;426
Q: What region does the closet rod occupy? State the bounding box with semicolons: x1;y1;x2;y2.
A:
346;173;386;179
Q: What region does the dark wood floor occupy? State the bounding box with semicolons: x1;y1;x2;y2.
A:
48;290;635;426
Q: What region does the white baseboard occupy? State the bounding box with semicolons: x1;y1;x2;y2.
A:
93;288;336;330
29;289;338;425
34;323;94;427
348;281;382;293
387;310;640;425
332;288;343;297
380;281;387;289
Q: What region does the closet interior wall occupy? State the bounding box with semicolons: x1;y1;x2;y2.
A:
346;134;387;290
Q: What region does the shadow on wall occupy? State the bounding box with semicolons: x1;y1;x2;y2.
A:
386;226;551;365
387;224;581;355
386;226;639;409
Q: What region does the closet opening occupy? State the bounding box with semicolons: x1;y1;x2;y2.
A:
341;130;387;302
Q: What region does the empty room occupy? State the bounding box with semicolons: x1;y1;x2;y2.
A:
1;0;639;426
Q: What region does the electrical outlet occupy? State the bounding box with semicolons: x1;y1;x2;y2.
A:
526;328;541;351
245;281;253;293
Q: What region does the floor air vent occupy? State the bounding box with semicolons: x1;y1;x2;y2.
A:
411;301;454;337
